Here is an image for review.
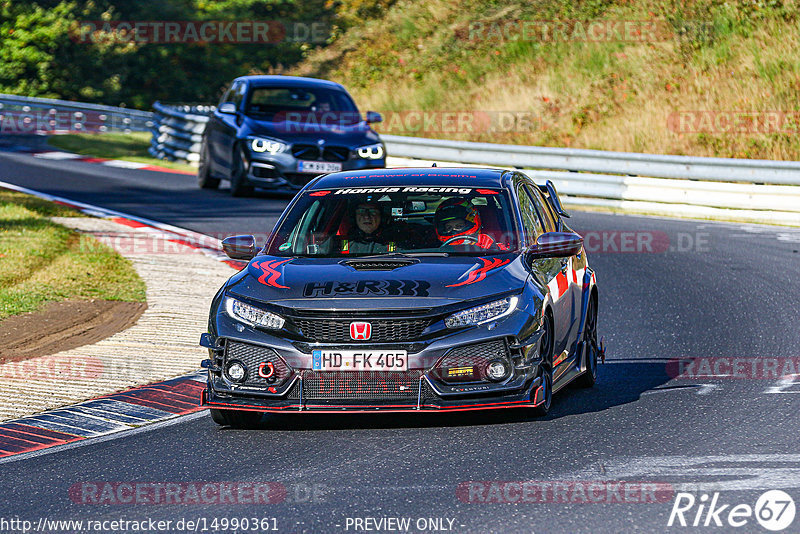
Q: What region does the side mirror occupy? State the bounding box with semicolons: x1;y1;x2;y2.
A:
221;235;257;260
366;111;383;124
218;102;237;115
527;232;583;259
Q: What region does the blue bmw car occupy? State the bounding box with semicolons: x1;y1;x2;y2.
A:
200;167;601;426
198;75;386;196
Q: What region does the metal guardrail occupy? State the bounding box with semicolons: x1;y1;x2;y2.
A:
148;101;212;163
0;93;153;134
148;102;800;225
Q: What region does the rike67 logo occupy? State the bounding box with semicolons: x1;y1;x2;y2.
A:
668;490;796;531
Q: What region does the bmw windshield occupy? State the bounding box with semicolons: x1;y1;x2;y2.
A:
266;186;520;257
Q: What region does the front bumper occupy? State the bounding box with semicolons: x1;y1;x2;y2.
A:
202;375;542;413
245;153;386;189
200;318;546;413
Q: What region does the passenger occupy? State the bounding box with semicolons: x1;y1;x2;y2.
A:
340;201;397;254
434;197;503;250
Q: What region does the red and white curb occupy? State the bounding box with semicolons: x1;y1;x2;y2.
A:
0;180;243;270
30;149;194;175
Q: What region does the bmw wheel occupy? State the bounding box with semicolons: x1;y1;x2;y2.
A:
209;408;263;428
197;140;220;190
229;147;254;197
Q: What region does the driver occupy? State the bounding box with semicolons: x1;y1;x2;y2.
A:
340;200;397;254
434;197;501;250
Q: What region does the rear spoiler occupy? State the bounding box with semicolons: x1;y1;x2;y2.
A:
536;180;570;218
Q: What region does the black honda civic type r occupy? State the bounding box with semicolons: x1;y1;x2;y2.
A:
200;167;601;426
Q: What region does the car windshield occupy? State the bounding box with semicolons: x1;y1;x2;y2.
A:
246;86;360;124
267;186;520;257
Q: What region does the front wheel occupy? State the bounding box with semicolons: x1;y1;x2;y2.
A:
531;313;554;417
229;148;254;197
209;408;263;428
197;141;220;189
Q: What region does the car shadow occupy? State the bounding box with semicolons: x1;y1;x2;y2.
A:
234;359;674;431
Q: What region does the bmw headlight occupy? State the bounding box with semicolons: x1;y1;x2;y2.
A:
247;136;288;155
444;296;518;328
225;296;285;330
356;143;385;159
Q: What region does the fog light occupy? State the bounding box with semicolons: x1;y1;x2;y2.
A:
486;360;509;381
226;361;247;382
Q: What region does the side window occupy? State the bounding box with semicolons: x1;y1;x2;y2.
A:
516;184;544;243
231;83;246;109
528;186;558;232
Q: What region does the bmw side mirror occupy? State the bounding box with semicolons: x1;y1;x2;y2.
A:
366;111;383;124
527;232;583;259
222;235;257;260
218;102;237;115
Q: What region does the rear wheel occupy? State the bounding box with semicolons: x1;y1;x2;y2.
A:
531;312;554;417
575;295;598;388
197;140;220;189
209;408;262;428
229;147;254;197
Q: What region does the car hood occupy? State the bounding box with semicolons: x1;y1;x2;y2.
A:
226;254;527;311
242;116;381;147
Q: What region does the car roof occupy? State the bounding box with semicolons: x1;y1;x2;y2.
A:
311;167;513;190
234;75;346;91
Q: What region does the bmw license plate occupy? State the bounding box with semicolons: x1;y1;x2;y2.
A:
312;350;408;371
297;160;342;173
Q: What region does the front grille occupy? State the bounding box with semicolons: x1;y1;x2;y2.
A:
291;144;319;159
291;318;430;343
433;339;510;383
225;341;292;387
322;146;349;162
291;370;422;400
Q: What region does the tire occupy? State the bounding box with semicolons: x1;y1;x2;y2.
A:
574;295;598;388
197;140;220;190
209;408;262;428
531;312;554;417
229;147;254;197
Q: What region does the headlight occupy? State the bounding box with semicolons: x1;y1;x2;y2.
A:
225;296;285;330
356;143;384;159
444;296;518;328
248;136;288;155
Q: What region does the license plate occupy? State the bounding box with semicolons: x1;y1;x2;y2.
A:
312;349;408;371
297;160;342;173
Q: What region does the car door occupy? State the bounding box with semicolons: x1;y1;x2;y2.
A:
208;81;245;175
527;184;582;373
516;181;571;379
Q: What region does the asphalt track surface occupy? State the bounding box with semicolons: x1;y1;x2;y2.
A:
2;149;800;533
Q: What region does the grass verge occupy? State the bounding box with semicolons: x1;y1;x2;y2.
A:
47;132;196;173
0;190;146;320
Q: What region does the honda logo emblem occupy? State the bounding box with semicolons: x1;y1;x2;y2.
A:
350;321;372;340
